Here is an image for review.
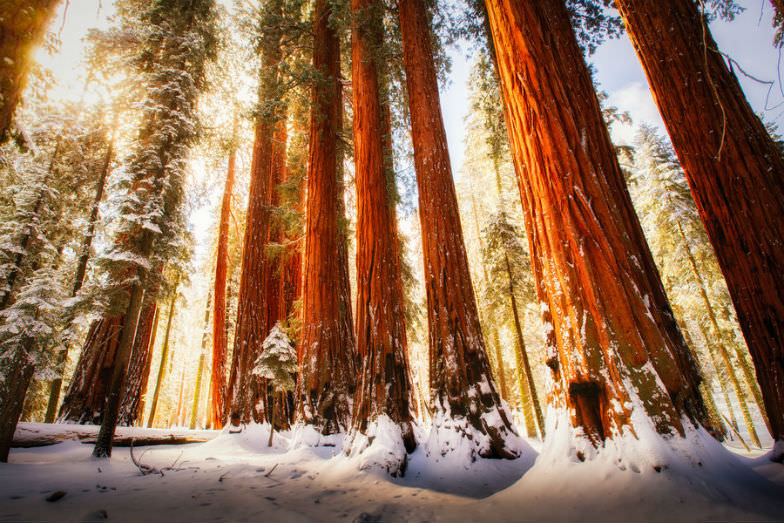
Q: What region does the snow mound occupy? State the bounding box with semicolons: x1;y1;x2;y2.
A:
481;411;784;522
344;415;410;477
424;398;529;466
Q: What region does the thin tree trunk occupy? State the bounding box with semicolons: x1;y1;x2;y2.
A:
694;318;740;433
44;134;114;423
190;291;211;429
349;0;415;471
299;0;357;434
615;0;784;457
674;220;761;447
466;186;510;403
505;254;544;438
93;276;147;457
135;305;160;426
210;146;236;429
0;0;60;142
0;337;36;461
398;0;518;459
483;0;708;445
147;292;177;428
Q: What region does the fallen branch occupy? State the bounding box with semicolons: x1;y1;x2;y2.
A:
129;439;161;476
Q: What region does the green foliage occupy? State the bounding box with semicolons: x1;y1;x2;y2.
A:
624;125;750;386
253;322;298;393
92;0;218;312
480;212;534;314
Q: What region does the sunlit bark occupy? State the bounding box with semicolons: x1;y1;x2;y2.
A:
298;0;357;433
349;0;415;470
483;0;708;446
399;0;518;458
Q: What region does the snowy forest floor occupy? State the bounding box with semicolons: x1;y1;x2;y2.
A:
1;422;783;522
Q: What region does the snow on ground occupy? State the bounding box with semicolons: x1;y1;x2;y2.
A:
1;422;782;522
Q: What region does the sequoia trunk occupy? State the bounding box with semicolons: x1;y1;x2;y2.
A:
398;0;518;459
349;0;415;471
483;0;708;446
299;0;357;433
615;0;784;455
228;0;288;424
209;146;236;429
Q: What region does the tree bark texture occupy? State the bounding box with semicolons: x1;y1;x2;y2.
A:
227;0;289;424
483;0;708;445
299;0;357;434
0;340;35;462
57;297;156;425
147;293;177;428
0;0;60;142
398;0;518;459
210;147;237;429
615;0;784;449
350;0;416;465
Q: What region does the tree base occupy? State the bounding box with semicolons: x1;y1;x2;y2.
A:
345;415;415;477
425;400;524;465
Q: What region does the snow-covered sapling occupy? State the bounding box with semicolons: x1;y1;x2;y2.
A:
253;323;297;446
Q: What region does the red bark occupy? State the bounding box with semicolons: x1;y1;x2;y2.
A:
227;0;287;424
58;297;158;426
299;0;357;434
483;0;707;444
615;0;784;452
398;0;517;458
349;0;415;467
210;146;237;429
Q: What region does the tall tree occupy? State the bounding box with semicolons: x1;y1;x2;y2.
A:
398;0;518;459
347;0;415;475
227;0;289;424
298;0;357;434
90;0;217;458
483;0;709;449
44;122;116;423
210;142;237;429
0;0;61;142
614;0;784;460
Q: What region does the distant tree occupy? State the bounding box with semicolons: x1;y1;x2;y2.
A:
86;0;217;458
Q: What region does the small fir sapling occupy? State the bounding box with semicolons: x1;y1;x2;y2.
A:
253;323;297;445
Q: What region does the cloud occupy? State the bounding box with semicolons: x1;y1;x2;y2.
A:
606;82;665;145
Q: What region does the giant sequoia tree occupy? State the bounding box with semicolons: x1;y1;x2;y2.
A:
227;0;289;425
298;0;357;434
398;0;519;459
348;0;416;474
483;0;709;450
87;0;217;457
614;0;784;460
